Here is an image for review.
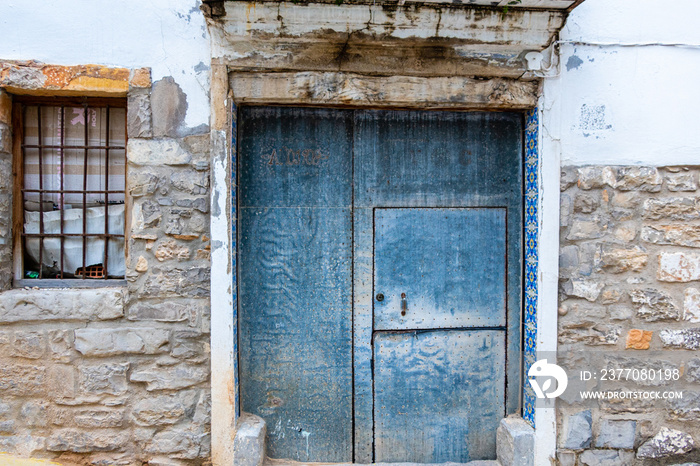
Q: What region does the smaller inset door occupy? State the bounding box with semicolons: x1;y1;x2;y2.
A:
373;208;506;330
373;208;507;463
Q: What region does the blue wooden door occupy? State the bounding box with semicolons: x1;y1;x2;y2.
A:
238;107;522;463
238;107;354;462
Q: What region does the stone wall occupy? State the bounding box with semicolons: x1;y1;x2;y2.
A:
0;66;212;465
558;166;700;465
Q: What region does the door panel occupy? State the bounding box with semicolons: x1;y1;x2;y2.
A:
374;208;506;331
373;330;506;463
238;107;523;464
353;109;522;462
238;107;354;462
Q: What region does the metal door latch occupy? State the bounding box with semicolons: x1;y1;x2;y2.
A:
401;293;407;316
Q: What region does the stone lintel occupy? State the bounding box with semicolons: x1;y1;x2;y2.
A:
230;72;538;110
0;61;151;97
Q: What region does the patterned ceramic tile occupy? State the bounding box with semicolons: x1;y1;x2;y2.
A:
523;107;539;427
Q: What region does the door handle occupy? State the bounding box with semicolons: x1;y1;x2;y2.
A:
401;293;407;316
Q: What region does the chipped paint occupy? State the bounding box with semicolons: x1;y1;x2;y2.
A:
565;54;583;71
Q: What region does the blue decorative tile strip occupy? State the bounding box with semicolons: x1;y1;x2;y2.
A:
231;101;240;419
523;107;539;427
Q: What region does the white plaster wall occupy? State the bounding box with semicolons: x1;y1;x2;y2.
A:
544;0;700;166
0;0;210;130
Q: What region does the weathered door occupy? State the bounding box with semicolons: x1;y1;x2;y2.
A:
238;108;354;462
238;107;522;463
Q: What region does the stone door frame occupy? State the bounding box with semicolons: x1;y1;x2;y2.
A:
208;67;560;465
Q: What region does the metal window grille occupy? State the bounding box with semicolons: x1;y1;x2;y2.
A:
18;98;126;280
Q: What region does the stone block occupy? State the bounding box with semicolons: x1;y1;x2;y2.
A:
146;427;205;459
0;420;15;434
0;123;11;154
130;363;208;391
644;198;700;221
127;138;192;166
613;224;636;242
130;67;152;89
171;170;209;195
667;391;700;421
685;288;700;322
0;433;45;457
601;289;621;304
577;166;611;190
19;401;48;427
74;328;169;356
559;323;620;346
562;279;604;302
579;449;635;465
46;429;129;453
151;76;187;137
0;364;45;395
127;92;153;138
47;365;77;399
141;267;210;298
127;300;200;326
129;171;161;198
567;218;607;240
48;329;73;362
626;329;652;350
611;167;662;192
76;408;125;428
0;288;124;323
637;427;694;459
79;363;129;395
175;197;209;213
560;193;572;227
556;450;577;466
11;331;45;359
154;239;191;261
595;419;636;449
666;173;697;192
574;194;600;213
600;245;647;273
559;245;579;275
686;358;700;383
642;225;700;248
659;329;700;350
234;413;267;466
630;288;680;321
562;410;592;449
132;390;198;426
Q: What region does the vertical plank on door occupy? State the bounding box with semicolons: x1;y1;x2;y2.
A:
238;107;354;462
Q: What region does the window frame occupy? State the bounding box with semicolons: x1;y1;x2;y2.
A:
12;95;128;288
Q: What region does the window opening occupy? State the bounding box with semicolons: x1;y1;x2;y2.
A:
18;99;126;280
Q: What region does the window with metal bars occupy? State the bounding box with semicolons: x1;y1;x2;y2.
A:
13;97;127;284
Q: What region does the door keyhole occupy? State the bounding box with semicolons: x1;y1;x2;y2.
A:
376;293;384;302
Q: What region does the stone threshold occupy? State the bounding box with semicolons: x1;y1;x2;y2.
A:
265;461;499;466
